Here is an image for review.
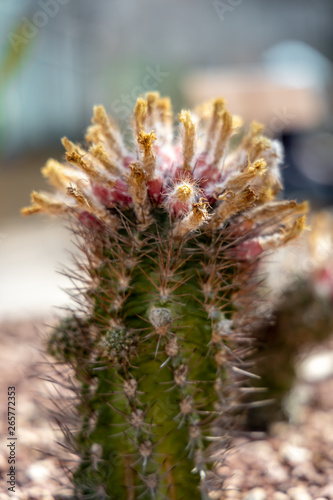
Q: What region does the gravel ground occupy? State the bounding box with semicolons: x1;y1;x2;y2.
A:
0;320;332;500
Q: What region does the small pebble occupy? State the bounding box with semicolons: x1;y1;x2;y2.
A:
292;462;322;482
281;444;312;466
243;488;267;500
266;461;289;483
284;385;314;423
26;486;55;499
207;491;220;499
287;486;312;500
298;351;333;382
273;493;289;500
26;462;50;482
317;483;333;498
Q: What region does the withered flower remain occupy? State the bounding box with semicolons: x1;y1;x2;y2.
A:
22;93;306;249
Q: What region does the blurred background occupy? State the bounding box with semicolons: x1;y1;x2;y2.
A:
1;0;333;317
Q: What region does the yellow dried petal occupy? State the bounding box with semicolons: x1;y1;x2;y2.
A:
134;97;147;135
179;110;195;172
41;159;71;191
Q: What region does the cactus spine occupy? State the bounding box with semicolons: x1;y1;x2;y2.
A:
23;93;307;499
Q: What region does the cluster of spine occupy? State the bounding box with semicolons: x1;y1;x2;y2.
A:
23;93;308;499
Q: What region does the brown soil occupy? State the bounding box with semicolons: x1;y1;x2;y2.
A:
0;319;332;500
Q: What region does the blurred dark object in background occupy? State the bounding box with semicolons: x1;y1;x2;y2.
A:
283;130;333;206
184;40;333;206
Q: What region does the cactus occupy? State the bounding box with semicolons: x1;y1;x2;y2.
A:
22;93;307;499
247;277;333;430
247;210;333;429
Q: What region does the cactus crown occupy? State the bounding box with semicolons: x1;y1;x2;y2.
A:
23;93;307;499
22;92;306;242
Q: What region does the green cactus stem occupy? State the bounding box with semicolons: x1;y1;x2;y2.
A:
23;93;307;499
